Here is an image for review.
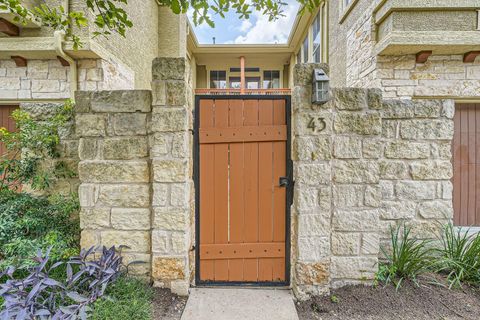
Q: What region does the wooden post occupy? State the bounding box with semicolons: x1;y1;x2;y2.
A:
240;56;245;94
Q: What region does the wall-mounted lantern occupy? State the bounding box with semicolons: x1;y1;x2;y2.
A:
312;68;329;104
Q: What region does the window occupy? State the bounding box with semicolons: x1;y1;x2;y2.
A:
210;70;226;89
229;77;261;89
263;71;280;89
344;0;353;6
312;13;321;63
302;36;309;63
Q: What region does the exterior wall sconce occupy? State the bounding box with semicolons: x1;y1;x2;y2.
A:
312;68;329;104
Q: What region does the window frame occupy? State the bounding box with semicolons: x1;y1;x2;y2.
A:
209;70;227;89
263;70;281;89
296;3;328;64
339;0;359;23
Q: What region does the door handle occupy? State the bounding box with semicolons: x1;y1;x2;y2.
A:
279;177;289;187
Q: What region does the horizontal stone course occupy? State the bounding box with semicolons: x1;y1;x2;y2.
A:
332;209;380;232
150;108;188;132
330;256;377;280
400;119;454;140
334;112;382;135
333;160;380;184
410;160;453;180
78;160;149;183
76;114;106;137
103;137;149;159
76;91;152;113
101;230;150;252
111;208;151;230
384;141;430;159
97;184;150;207
112;113;147;136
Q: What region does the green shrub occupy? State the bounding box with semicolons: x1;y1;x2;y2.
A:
0;190;79;270
376;224;433;288
433;223;480;287
0;101;75;191
91;276;153;320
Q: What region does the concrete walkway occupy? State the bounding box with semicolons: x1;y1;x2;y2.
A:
181;288;299;320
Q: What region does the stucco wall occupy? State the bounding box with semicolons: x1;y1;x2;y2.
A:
88;1;159;89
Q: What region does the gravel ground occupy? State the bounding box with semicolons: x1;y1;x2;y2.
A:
296;279;480;320
152;288;187;320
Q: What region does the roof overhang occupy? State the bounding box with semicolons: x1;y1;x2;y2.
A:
186;4;318;57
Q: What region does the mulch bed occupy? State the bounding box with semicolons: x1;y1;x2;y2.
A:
296;278;480;320
152;288;187;320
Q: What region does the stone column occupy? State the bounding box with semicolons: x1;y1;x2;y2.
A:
150;57;193;296
75;90;152;277
291;63;333;299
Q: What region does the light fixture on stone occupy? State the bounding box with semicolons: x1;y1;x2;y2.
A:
312;68;329;104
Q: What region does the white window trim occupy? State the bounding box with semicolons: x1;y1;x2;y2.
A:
339;0;360;24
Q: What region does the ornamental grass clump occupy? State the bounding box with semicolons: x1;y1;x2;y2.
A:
377;224;433;289
0;246;125;320
433;223;480;288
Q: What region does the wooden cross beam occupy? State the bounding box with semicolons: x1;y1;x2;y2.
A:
463;51;480;63
11;56;27;67
416;51;432;64
56;56;70;66
0;18;19;36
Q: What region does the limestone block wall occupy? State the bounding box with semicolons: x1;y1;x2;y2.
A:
75;90;153;277
292;63;454;299
0;58;134;100
377;55;480;99
76;57;194;296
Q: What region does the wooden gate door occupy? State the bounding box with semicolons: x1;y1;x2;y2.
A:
0;106;18;156
452;103;480;226
196;96;290;284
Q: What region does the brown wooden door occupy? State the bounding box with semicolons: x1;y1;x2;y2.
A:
197;97;289;283
452;103;480;226
0;106;17;156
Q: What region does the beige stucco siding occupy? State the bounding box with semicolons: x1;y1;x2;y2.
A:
89;0;159;89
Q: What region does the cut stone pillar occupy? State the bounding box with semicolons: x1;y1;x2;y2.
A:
75;90;152;277
150;57;193;296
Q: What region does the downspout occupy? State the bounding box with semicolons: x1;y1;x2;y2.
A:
54;0;77;101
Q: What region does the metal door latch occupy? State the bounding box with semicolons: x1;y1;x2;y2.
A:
279;177;289;187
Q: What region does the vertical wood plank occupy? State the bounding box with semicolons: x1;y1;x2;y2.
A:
258;99;274;281
453;105;461;226
228;99;245;281
460;106;469;226
199;99;215;281
213;99;230;281
272;99;286;281
474;104;480;226
243;99;259;281
468;106;476;225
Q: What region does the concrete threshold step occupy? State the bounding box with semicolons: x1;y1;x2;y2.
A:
181;287;299;320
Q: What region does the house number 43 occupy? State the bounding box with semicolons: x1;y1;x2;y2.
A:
307;116;326;133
